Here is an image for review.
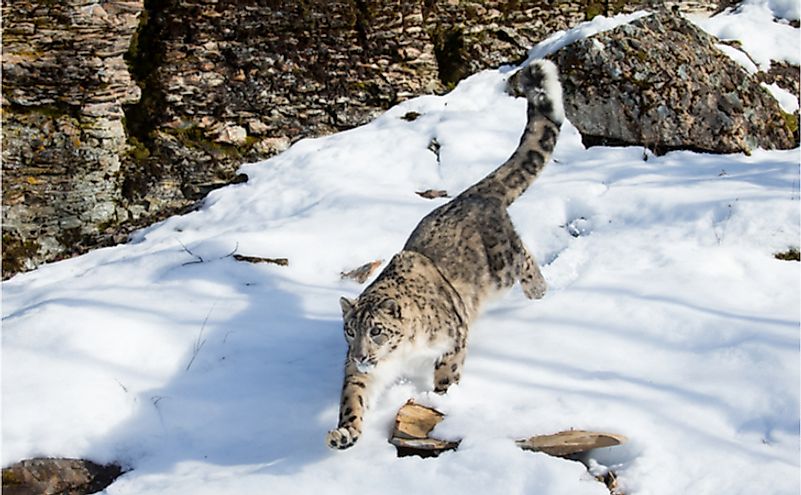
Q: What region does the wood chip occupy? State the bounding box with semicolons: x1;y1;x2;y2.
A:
516;430;628;457
389;401;459;457
232;254;288;266
415;189;449;199
340;259;382;283
389;401;627;461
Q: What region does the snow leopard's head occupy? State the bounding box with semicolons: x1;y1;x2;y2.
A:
339;295;404;373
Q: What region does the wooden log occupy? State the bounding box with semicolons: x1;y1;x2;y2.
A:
516;430;628;457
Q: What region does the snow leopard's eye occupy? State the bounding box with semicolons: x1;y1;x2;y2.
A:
369;327;381;337
344;326;355;338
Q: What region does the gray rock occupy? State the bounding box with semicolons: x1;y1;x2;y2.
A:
547;10;795;154
2;458;124;495
2;0;143;275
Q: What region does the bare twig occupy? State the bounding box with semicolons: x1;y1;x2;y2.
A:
151;395;168;427
186;303;216;371
177;239;204;266
222;241;240;259
114;379;129;394
178;240;242;266
713;199;738;245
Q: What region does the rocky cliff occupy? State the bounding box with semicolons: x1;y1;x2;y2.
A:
1;1;753;277
2;1;143;273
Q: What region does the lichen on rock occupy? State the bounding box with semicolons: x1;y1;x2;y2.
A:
547;10;796;154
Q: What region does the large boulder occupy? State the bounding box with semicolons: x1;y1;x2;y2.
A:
549;10;796;154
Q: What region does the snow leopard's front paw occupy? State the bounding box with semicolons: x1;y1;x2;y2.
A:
326;425;360;450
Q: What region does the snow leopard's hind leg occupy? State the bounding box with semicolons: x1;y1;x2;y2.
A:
518;244;546;299
507;228;547;300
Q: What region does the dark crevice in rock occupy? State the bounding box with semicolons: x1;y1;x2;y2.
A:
352;0;372;52
122;0;168;202
580;133;720;156
432;25;469;88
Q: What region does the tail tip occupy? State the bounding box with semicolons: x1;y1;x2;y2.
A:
519;59;565;124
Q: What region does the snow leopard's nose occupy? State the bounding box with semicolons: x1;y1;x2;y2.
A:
353;355;375;373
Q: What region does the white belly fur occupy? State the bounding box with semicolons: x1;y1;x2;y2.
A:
367;336;453;398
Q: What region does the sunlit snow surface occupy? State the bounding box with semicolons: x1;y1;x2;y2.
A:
3;8;800;495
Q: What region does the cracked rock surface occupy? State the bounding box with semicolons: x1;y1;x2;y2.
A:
549;10;796;154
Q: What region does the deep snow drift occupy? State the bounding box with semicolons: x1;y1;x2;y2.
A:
2;6;799;495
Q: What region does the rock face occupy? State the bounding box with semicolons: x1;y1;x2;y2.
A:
548;10;796;154
121;0;600;211
2;1;144;274
1;1;727;277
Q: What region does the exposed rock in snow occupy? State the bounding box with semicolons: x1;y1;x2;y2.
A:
2;458;123;495
547;10;796;154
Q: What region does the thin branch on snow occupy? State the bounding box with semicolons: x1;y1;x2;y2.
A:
185;303;216;371
178;240;240;266
177;239;204;266
222;241;240;259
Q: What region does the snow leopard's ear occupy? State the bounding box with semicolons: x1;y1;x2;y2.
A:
340;297;356;319
378;298;401;319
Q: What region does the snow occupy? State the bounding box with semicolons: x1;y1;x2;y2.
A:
715;43;760;74
2;8;800;495
763;82;801;113
526;11;651;61
759;0;801;19
691;0;801;70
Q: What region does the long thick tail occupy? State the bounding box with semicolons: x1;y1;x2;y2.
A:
461;59;564;208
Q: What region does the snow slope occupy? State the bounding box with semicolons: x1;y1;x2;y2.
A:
692;0;800;70
3;8;800;495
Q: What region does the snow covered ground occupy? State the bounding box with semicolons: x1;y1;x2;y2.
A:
3;5;799;495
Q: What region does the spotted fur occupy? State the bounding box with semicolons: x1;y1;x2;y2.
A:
327;60;564;450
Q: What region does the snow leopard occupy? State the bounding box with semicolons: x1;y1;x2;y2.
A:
327;59;565;450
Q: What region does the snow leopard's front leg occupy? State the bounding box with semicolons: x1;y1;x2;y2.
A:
434;327;468;393
326;363;373;450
